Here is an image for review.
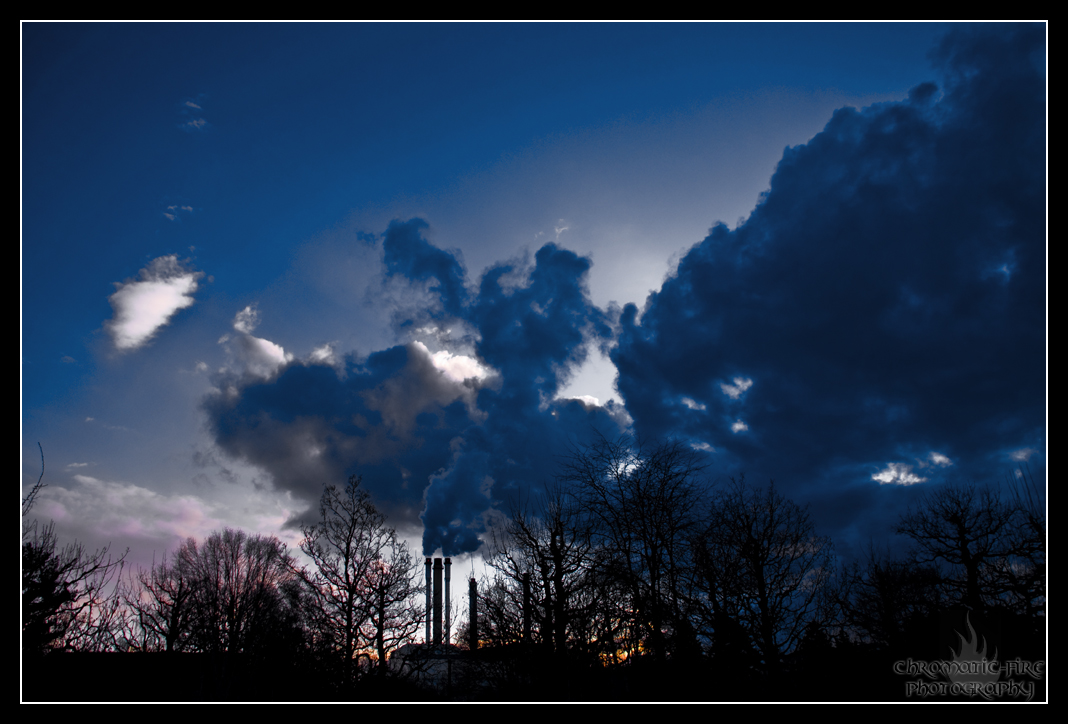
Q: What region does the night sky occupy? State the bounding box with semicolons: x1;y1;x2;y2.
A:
22;23;1045;571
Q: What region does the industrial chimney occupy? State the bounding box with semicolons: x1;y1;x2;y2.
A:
424;558;432;644
425;556;453;647
468;577;478;651
433;558;443;645
444;557;452;644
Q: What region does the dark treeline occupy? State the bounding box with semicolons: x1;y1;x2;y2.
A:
22;437;1045;701
464;436;1045;701
22;473;431;701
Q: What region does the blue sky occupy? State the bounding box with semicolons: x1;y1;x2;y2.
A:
22;22;1045;570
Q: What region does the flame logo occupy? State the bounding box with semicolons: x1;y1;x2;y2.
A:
946;612;1000;692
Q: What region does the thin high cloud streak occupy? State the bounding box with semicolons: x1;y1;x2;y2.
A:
202;26;1044;558
105;255;203;352
614;26;1044;541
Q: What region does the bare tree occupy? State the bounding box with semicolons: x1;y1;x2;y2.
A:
559;435;710;664
844;543;944;650
896;482;1025;611
176;528;301;655
22;442;47;521
700;478;835;677
299;475;423;683
363;532;423;675
22;445;128;656
486;483;599;659
998;466;1046;619
469;572;526;650
22;521;128;655
124;553;196;652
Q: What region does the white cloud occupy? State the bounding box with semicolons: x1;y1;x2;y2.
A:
232;305;260;334
569;394;601;408
720;376;753;400
34;474;224;551
691;441;714;452
413;340;492;383
925;451;953;467
231;334;291;379
105;255;203;351
309;343;340;367
681;397;706;410
163;205;194;222
1010;448;1036;462
872;462;927;485
219;305;292;379
731;419;748;433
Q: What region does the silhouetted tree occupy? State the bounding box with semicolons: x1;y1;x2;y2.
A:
559;435;710;664
998;467;1045;620
844;544;945;651
487;483;599;659
470;572;525;649
22;522;128;655
176;528;301;656
299;475;423;683
363;533;423;675
699;478;835;677
22;445;128;656
896;482;1027;611
124;553;196;652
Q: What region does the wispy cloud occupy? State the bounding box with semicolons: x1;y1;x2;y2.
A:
922;451;953;467
34;474;225;556
232;305;260;334
178;95;209;131
105;255;204;352
872;462;927;485
180;118;209;132
720;377;753;400
163;204;194;222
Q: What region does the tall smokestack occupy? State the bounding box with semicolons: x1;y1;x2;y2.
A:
469;577;478;651
433;557;443;646
425;558;432;644
444;559;452;644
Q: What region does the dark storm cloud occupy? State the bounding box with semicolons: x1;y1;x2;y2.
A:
203;343;481;530
383;218;469;321
472;243;612;404
201;26;1042;561
612;25;1045;551
204;227;623;556
419;243;617;555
